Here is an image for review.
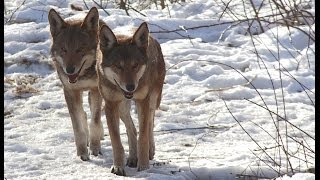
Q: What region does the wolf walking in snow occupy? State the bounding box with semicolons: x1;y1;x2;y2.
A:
48;7;105;161
97;22;166;175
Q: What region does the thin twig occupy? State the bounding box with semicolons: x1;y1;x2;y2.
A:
83;0;89;10
92;0;110;16
244;98;314;140
127;3;146;17
205;75;257;92
223;98;281;168
5;0;26;24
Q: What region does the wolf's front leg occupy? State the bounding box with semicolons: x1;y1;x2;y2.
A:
119;100;138;167
88;88;103;156
105;101;126;176
136;99;153;171
64;89;89;161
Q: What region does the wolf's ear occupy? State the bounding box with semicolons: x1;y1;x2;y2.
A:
99;25;117;51
48;9;66;36
132;22;149;49
81;7;99;32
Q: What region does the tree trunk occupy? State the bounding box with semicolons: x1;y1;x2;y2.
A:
120;0;126;10
160;0;165;9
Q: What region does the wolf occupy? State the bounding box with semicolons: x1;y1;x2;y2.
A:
48;7;105;161
96;22;166;175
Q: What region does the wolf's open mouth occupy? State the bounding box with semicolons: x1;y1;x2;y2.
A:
123;91;133;99
66;60;86;84
68;73;79;83
114;79;134;99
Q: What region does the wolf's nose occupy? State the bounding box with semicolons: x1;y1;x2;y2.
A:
66;66;75;74
126;84;135;92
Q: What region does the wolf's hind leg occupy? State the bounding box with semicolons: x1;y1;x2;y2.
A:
149;115;155;160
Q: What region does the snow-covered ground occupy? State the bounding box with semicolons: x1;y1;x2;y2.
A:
4;0;315;179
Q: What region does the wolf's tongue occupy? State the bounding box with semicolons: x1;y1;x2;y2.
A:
68;74;78;83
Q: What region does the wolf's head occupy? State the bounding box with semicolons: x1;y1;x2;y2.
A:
48;7;99;83
98;23;149;99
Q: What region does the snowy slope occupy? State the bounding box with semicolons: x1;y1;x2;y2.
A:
4;0;315;179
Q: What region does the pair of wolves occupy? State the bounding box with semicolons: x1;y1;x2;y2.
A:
48;7;165;176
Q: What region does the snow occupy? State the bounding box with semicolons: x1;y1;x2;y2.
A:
4;0;315;179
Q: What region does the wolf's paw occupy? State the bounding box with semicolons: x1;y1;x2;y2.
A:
77;145;89;161
137;164;149;171
111;165;126;176
80;154;90;161
90;146;102;156
90;149;102;156
126;156;138;168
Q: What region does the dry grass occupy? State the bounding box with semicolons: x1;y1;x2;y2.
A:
4;75;40;96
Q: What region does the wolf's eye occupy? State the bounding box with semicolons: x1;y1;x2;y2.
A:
132;63;139;70
61;47;67;54
115;65;123;71
76;48;85;57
